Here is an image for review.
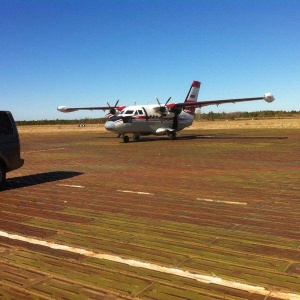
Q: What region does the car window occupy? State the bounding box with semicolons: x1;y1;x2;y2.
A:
0;112;13;135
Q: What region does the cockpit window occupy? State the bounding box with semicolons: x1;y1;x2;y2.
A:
124;110;134;115
120;109;143;116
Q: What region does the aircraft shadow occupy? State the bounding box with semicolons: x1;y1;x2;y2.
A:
3;171;83;190
129;134;287;143
194;134;288;140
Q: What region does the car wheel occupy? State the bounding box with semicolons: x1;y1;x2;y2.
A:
0;162;6;189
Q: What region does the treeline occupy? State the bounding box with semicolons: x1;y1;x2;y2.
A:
16;110;300;125
16;118;107;126
196;110;300;121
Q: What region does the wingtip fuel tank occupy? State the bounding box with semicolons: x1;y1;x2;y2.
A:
57;106;78;113
263;93;275;103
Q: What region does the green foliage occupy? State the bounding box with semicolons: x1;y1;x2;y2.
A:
197;110;300;121
16;118;107;126
15;111;300;125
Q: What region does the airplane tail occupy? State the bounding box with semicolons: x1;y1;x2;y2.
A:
184;81;201;115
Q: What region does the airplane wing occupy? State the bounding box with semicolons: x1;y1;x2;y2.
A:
58;106;111;112
169;93;275;109
57;105;126;113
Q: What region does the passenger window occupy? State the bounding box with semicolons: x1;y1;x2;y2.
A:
0;112;13;135
138;110;143;115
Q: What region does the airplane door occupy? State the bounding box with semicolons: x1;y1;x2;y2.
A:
142;107;149;121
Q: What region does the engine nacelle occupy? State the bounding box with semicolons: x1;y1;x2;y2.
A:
162;111;175;118
263;93;275;103
109;107;120;116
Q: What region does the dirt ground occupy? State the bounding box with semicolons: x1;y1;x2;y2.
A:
1;121;300;299
17;118;300;134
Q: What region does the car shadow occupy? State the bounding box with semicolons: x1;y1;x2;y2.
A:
4;171;83;190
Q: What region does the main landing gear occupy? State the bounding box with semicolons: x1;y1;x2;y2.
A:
122;132;176;143
123;135;130;143
133;134;140;141
122;134;140;143
121;134;140;143
168;131;177;140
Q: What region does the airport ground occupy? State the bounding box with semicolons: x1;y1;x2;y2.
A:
0;118;300;299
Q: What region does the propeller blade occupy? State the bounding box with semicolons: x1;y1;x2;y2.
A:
165;97;171;105
156;97;162;107
114;99;119;107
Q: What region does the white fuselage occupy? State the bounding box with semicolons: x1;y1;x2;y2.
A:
105;105;194;135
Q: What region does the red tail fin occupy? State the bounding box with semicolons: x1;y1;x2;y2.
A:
184;81;201;114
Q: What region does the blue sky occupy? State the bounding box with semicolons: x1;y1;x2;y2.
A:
1;0;299;121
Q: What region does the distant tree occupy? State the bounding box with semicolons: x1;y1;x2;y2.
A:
193;110;299;121
16;118;107;126
15;111;300;125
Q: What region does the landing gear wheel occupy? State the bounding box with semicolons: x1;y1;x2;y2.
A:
133;134;140;141
123;135;130;143
169;131;177;140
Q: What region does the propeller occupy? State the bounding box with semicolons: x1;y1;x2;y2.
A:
156;97;172;122
156;97;171;112
107;100;120;115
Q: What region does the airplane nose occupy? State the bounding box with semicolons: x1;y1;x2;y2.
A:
105;121;115;131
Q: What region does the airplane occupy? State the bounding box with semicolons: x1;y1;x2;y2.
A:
57;80;275;143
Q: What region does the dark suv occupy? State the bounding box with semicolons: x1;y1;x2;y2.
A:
0;111;24;188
